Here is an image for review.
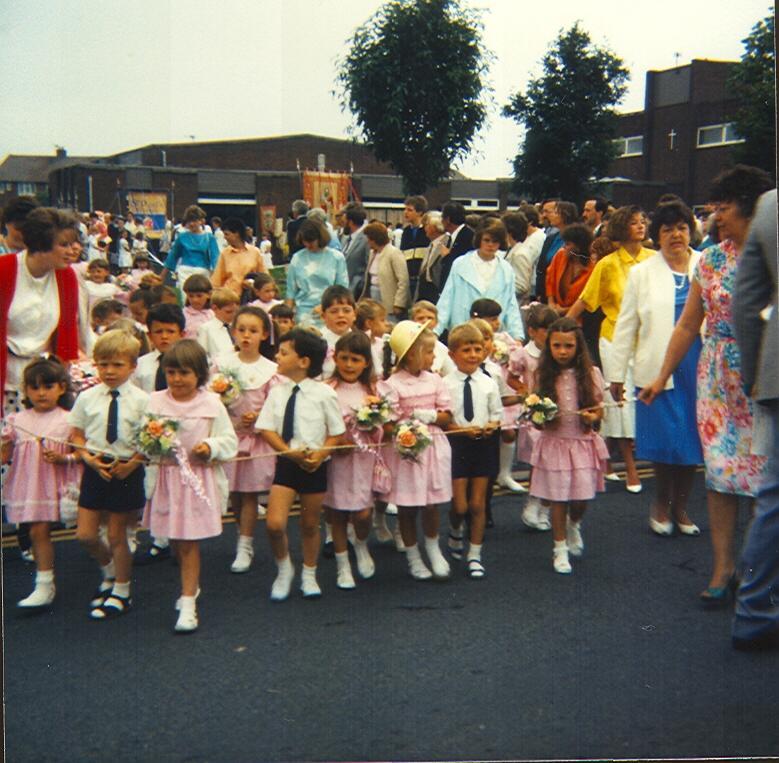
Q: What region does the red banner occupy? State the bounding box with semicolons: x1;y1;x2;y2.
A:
301;171;351;219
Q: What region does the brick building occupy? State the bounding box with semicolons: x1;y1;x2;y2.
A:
604;59;745;209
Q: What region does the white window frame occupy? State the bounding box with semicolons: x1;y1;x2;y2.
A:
613;135;643;158
696;122;744;149
17;182;37;195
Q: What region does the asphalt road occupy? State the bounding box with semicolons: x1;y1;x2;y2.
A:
2;471;778;762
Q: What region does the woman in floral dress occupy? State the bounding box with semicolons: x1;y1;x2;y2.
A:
642;165;773;607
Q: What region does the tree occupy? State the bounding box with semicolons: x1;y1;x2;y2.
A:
502;23;629;202
727;12;776;177
336;0;490;194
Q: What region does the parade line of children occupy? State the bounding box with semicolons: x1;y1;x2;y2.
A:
2;277;611;633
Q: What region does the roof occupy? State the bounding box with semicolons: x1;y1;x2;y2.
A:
0;153;98;183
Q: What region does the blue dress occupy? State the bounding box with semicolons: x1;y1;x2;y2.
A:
634;273;703;465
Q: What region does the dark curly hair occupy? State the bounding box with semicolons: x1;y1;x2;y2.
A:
535;317;599;427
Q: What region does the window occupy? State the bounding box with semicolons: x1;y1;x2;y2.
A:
0;182;13;192
696;123;744;148
17;182;37;195
613;136;643;158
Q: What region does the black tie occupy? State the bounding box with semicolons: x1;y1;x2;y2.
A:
446;234;453;248
106;390;119;443
480;363;491;378
224;323;235;346
154;355;167;391
463;375;474;422
281;385;300;443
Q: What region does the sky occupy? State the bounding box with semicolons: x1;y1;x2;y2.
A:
1;0;772;179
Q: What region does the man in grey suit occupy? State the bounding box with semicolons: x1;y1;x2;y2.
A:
342;203;369;298
732;188;779;651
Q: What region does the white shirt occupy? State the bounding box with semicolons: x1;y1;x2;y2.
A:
68;380;150;459
481;358;511;396
445;368;503;427
472;252;499;292
320;326;350;379
5;251;60;391
507;228;546;296
132;349;162;393
432;340;455;377
255;377;345;451
197;316;236;361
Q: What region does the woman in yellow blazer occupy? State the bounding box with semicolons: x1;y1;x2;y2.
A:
361;222;410;319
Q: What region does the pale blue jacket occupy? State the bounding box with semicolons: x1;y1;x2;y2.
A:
436;251;525;339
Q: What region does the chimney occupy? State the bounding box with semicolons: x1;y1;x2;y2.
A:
56;147;67;159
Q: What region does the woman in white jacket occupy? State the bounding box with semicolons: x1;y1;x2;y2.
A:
609;201;703;537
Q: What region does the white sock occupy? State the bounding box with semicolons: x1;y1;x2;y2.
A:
101;561;116;580
405;543;422;562
554;540;567;551
569;519;581;530
276;555;293;572
499;441;515;477
424;535;443;557
112;581;131;598
467;543;482;562
335;551;350;568
237;535;253;551
449;523;463;538
302;563;317;578
325;523;333;543
36;569;55;585
178;595;196;612
153;536;169;549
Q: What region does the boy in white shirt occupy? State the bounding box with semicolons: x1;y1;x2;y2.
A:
411;300;455;376
256;328;345;601
444;323;503;578
68;330;149;618
318;284;356;379
196;287;240;360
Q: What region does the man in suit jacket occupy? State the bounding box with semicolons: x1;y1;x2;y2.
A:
731;188;779;651
342;203;370;298
285;200;309;261
438;201;474;292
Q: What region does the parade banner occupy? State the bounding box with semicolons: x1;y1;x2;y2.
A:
127;191;167;239
260;205;276;235
301;171;350;219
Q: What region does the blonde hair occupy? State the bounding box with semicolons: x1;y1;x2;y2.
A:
396;327;436;371
107;318;151;356
355;298;386;330
411;300;438;319
93;328;141;363
210;287;240;308
469;317;493;340
448;323;484;351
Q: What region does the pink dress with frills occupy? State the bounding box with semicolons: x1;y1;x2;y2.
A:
217;354;279;493
380;369;452;507
324;382;381;511
529;368;609;502
494;332;522;429
509;342;540;462
142;390;232;540
1;408;82;523
184;307;215;339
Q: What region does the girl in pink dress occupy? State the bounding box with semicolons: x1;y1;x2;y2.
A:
509;303;558;530
380;321;453;581
143;340;238;633
324;332;379;589
215;306;279;574
529;317;608;575
1;359;82;608
182;274;215;339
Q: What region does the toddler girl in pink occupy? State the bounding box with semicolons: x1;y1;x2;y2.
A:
380;321;453;581
1;358;82;608
142;340;238;632
324;331;380;589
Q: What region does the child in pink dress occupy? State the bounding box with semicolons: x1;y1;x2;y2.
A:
215;306;279;574
247;272;282;313
1;359;82;608
324;332;379;589
182;273;215;339
142;340;238;632
355;298;390;378
529;318;608;574
380;321;453;581
509;303;558;530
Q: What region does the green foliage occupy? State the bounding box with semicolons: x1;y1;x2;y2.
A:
727;11;776;177
336;0;490;194
503;23;629;202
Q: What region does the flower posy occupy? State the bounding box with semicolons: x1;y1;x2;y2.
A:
208;370;242;406
393;418;433;461
492;339;509;365
354;395;392;431
115;273;134;292
522;394;558;426
135;414;180;457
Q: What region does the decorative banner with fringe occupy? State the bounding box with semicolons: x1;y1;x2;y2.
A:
301;171;351;219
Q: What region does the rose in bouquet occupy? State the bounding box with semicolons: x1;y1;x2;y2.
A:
115;273;135;292
393;418;433;462
353;395;392;431
492;339;509;365
522;393;558;427
135;413;180;457
208;370;242;406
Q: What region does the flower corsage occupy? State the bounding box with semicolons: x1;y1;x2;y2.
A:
393;418;433;462
208;370;242;407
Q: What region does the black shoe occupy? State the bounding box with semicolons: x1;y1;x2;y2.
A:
732;628;779;652
322;541;335;559
134;543;171;566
